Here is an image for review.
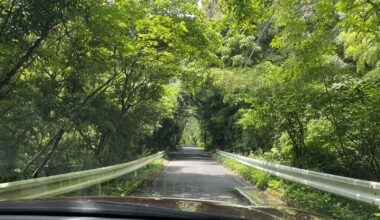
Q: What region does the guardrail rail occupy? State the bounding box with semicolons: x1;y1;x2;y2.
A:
217;150;380;206
0;151;165;201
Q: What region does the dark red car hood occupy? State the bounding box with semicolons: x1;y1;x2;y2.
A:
47;196;328;219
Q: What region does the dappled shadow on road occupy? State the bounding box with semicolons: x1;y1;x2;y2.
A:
134;172;247;203
171;147;212;161
165;165;183;173
164;161;227;174
172;154;211;161
133;147;248;204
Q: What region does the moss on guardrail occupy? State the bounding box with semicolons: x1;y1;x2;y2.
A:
214;154;380;220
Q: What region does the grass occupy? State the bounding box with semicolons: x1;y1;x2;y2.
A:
64;158;167;197
214;154;380;220
101;158;167;196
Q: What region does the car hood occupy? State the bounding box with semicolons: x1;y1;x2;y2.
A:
0;196;328;220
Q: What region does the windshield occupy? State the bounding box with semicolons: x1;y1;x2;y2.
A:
0;0;379;219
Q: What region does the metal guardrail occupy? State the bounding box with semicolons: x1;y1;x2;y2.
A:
0;151;165;201
217;150;380;206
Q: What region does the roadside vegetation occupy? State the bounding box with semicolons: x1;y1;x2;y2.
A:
101;158;167;196
65;158;167;197
193;0;380;183
0;0;215;181
215;154;380;220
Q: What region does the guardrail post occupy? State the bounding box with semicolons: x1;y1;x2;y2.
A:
96;183;102;196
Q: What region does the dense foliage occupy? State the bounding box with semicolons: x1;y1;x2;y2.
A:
0;0;215;180
193;0;380;182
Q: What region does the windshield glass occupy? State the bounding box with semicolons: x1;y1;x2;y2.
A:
0;0;379;219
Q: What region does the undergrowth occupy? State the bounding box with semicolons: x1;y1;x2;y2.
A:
65;158;166;197
214;154;380;220
101;158;166;196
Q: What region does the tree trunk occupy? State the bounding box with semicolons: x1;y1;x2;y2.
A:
32;128;65;177
25;74;118;177
0;28;50;95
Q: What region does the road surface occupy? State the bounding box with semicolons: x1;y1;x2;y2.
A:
132;146;248;203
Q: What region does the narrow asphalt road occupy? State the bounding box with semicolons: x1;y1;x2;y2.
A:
132;146;248;203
